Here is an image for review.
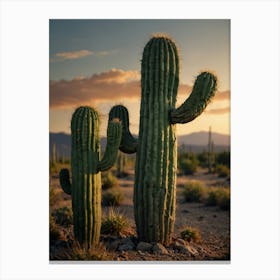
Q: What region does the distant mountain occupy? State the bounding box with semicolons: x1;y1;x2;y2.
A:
49;132;108;159
49;133;71;159
178;131;230;146
49;131;230;159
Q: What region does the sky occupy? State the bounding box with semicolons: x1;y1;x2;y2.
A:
49;19;230;136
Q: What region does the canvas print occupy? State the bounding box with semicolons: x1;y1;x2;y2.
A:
49;19;230;261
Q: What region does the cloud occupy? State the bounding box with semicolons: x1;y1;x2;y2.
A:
213;90;230;101
206;107;230;115
50;69;141;108
50;69;230;109
51;49;112;62
55;50;93;61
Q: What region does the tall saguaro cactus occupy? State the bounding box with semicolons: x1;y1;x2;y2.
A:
109;35;217;245
59;106;122;248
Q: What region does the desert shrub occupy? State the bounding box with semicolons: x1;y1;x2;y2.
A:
53;206;73;226
102;188;124;206
197;151;208;168
180;159;197;175
216;189;230;210
62;241;111;261
205;187;230;210
50;216;62;241
205;189;219;206
49;161;57;174
178;152;199;175
49;186;61;207
102;171;119;190
180;226;201;243
101;208;129;235
216;151;230;168
183;181;207;202
215;164;230;178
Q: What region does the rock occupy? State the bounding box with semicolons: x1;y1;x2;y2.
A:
118;252;128;260
136;242;153;252
152;243;169;255
118;237;135;251
173;243;191;255
54;240;68;248
137;250;146;256
185;244;199;256
108;239;122;250
172;240;199;256
175;238;186;246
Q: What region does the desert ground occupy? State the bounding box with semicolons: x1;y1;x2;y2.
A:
50;164;230;262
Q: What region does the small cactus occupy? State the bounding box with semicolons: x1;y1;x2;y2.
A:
59;106;122;248
116;151;127;177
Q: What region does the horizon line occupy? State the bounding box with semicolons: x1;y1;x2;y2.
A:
49;130;231;137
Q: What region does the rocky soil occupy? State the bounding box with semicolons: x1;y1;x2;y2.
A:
50;167;230;261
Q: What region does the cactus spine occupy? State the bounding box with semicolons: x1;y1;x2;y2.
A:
110;35;217;245
59;106;121;248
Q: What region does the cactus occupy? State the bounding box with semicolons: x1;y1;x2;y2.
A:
116;151;127;177
109;35;217;245
207;126;215;173
59;106;122;248
52;143;57;164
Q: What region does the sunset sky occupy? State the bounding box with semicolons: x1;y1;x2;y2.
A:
49;19;230;136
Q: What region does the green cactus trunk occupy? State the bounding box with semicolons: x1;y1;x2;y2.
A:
109;35;217;245
71;107;102;248
59;106;122;248
134;37;179;245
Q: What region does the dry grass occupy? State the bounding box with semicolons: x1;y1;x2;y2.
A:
180;226;201;243
101;207;130;236
102;187;124;206
182;180;207;202
102;171;119;190
53;241;113;261
205;187;230;210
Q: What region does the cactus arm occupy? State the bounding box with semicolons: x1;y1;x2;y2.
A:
59;168;71;195
170;72;217;124
109;105;138;154
98;119;122;172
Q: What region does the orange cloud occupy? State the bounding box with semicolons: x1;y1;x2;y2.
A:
50;69;141;108
50;69;230;109
56;50;93;60
213;90;230;101
206;107;230;115
51;49;112;62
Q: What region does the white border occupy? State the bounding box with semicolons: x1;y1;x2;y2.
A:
0;0;279;279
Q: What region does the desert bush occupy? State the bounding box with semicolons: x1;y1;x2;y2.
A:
178;152;199;175
62;241;111;261
53;206;73;226
216;151;230;168
205;187;230;210
183;181;207;202
101;208;129;235
205;189;219;206
50;216;62;241
102;171;119;190
216;189;230;210
197;151;208;168
180;226;201;243
102;188;124;206
49;161;57;174
180;159;197;175
215;164;230;178
49;186;61;207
